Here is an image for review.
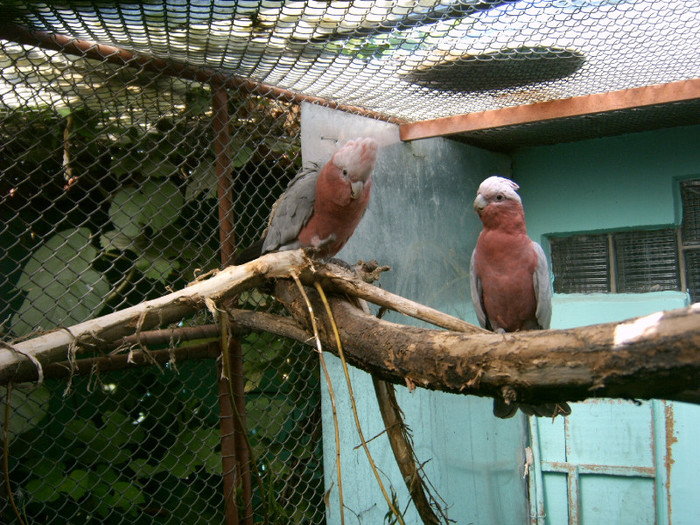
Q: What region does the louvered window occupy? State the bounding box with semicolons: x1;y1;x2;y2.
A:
614;229;679;292
684;250;700;303
550;178;699;300
550;235;610;293
682;180;700;301
681;180;700;243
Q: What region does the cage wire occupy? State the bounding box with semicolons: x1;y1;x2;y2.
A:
0;29;320;524
0;0;699;523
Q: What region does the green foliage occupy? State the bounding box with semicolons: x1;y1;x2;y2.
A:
0;385;50;442
10;228;110;336
240;332;324;524
9;362;225;523
2;86;302;337
102;180;185;281
1;85;314;521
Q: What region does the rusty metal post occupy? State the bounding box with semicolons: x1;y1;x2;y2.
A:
212;83;253;525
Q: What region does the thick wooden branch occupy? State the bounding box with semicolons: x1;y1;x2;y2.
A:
0;250;470;384
3;249;700;407
0;250;310;384
274;280;700;405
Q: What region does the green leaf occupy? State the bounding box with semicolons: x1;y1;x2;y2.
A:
95;464;119;485
110;151;143;178
247;397;293;445
184;88;211;116
10;229;109;336
191;427;222;475
92;482;113;517
59;469;92;500
109;188;149;238
64;419;101;444
102;411;146;447
26;477;60;503
129;458;162;478
135;245;180;281
11;267;109;336
63;419;130;465
232;144;255;168
0;385;50;442
109;481;145;510
100;230;138;252
185;160;217;202
159;440;197;479
141;179;184;230
109;182;183;240
25;463;65;502
16;228;96;289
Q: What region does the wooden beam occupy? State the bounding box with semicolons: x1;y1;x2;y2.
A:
399;79;700;141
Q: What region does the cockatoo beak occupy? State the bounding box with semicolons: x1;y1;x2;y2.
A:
351;180;364;200
474;194;488;214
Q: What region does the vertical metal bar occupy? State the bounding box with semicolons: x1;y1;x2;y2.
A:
213;83;253;525
651;400;672;525
564;413;580;525
608;233;617;293
528;417;547;525
677;228;687;294
567;466;580;525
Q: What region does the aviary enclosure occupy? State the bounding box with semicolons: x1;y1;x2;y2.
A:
0;1;699;524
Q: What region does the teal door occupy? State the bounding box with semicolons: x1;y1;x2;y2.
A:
530;399;670;524
529;292;694;525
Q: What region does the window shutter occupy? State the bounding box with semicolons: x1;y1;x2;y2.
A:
550;235;610;293
614;229;679;292
681;180;700;244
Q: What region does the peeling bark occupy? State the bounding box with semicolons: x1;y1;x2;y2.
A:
0;250;309;384
2;249;700;407
274;279;700;405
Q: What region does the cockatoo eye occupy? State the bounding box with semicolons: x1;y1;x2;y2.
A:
342;169;348;177
495;194;504;201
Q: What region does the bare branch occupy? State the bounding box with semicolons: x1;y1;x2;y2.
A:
0;250;310;384
3;249;700;409
274;280;700;405
303;262;484;334
8;343;221;384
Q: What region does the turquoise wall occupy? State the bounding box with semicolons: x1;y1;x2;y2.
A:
513;124;700;243
302;103;531;525
302;104;700;524
512;124;700;525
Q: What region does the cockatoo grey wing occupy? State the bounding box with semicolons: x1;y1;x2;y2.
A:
532;241;552;330
470;248;488;329
262;166;319;254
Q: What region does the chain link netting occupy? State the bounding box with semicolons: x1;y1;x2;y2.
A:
0;35;323;523
2;0;699;122
1;1;699;523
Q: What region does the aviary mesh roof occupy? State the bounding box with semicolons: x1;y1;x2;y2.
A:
2;0;699;123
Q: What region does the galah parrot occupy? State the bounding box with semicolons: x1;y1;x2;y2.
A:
470;175;571;419
237;137;378;263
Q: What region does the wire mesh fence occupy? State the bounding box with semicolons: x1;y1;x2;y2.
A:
1;1;699;523
0;34;324;524
2;0;699;122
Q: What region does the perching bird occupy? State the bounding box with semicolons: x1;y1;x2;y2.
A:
470;175;571;419
237;137;378;263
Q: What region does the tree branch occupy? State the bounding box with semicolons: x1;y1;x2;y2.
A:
7;343;221;383
0;250;310;384
2;249;700;408
274;280;700;405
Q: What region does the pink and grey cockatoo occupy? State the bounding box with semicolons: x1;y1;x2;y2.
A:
470;175;571;418
237;137;377;263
